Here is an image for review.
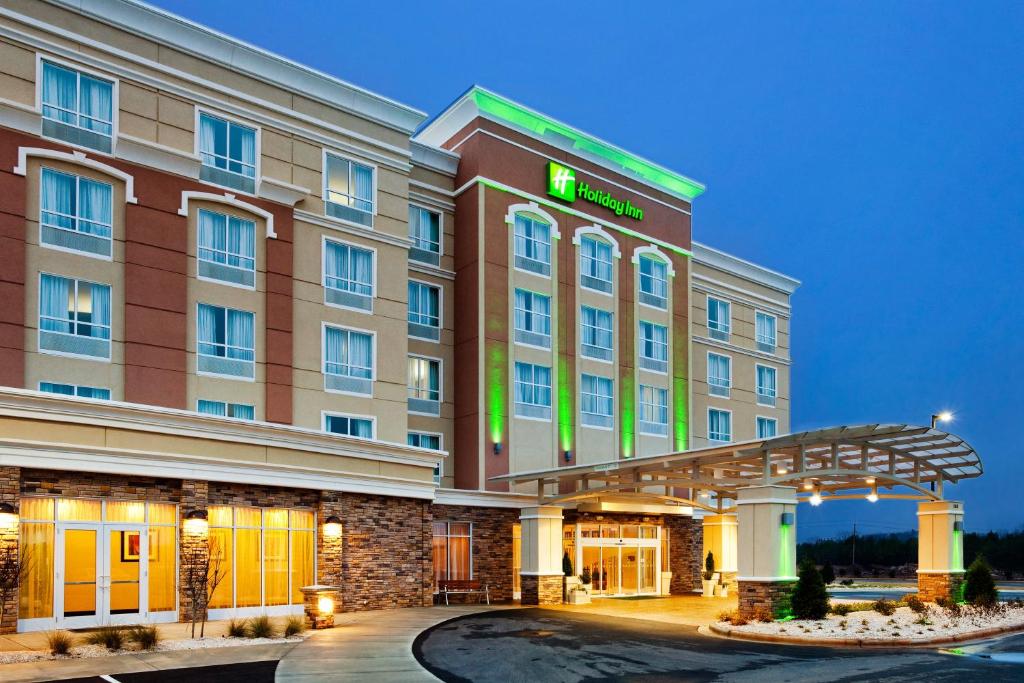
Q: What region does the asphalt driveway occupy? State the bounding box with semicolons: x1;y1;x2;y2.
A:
414;608;1024;682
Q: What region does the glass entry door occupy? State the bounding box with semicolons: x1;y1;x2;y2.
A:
576;524;661;597
61;526;100;628
105;526;146;624
57;524;147;627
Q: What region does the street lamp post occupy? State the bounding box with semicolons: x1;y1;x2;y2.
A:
929;412;954;492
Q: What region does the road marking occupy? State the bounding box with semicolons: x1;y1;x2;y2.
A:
100;675;121;683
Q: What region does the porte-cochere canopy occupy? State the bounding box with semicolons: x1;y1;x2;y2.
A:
491;424;983;512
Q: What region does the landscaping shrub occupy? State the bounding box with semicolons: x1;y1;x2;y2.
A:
562;551;573;577
127;625;160;650
284;616;306;637
580;567;592;585
963;555;998;607
829;603;853;616
247;615;276;639
873;599;897;616
791;559;829;620
703;552;716;581
821;562;836;585
46;630;74;656
86;626;125;651
751;606;775;623
840;578;854;586
717;610;747;626
227;618;247;638
903;595;927;614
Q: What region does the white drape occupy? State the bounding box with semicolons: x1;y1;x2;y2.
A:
349;331;372;377
227;309;254;360
90;283;111;339
79;177;112;237
79;74;112;133
41;169;75;231
42;63;76;124
197;304;218;356
39;274;71;333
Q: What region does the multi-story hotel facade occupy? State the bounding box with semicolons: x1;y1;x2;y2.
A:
0;0;798;632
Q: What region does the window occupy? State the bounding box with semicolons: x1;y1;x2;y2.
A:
708;409;732;443
325;153;374;226
580;374;613;429
324;413;373;438
514;361;551;420
514;289;551;348
39;382;110;400
323;326;373;394
408;281;441;341
409;205;441;265
198;399;254;420
324;240;373;311
707;297;730;340
707;353;731;398
199;112;256;192
432;522;471;586
410;432;442;484
408;356;441;415
639;385;668;435
756;365;777;406
638;321;668;373
38;274;111;359
39;168;113;258
513;214;551;276
579;235;613;293
198;209;255;287
580;306;614;361
757;416;778;439
41;61;113;153
197;304;255;379
756;311;777;352
638;255;668;309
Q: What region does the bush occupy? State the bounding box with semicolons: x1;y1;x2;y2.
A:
284;616;305;637
227;618;247;638
46;631;74;656
247;615;276;639
845;601;875;612
964;555;998;607
903;595;927;614
751;606;775;623
580;567;592;585
717;609;747;626
127;625;159;650
821;563;836;585
791;559;829;620
829;603;853;616
562;551;573;577
840;578;854;586
703;552;716;581
86;626;125;651
873;599;897;616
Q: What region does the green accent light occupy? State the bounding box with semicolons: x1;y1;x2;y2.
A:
547;161;576;202
558;355;574;453
620;372;635;459
487;342;506;444
952;527;962;572
673;376;688;451
779;517;794;578
473;89;706;201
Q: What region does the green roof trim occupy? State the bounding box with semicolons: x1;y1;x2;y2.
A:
472;88;706;201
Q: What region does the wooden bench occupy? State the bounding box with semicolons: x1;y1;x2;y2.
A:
438;579;490;605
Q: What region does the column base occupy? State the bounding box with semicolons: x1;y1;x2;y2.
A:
918;572;964;602
520;574;563;605
737;580;796;620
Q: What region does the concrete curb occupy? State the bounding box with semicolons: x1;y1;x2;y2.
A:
707;621;1024;648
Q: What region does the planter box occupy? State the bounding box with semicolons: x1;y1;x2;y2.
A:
567;591;591;605
660;571;673;596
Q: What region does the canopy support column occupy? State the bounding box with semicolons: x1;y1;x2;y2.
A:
518;506;564;605
702;513;738;593
736;485;797;619
917;500;965;601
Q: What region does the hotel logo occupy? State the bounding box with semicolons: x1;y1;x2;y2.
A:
546;160;644;222
547;161;576;202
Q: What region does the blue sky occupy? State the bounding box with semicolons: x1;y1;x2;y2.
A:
155;0;1024;539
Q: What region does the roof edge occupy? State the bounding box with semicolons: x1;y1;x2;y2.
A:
693;241;801;294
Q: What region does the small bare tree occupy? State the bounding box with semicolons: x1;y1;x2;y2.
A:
0;540;32;630
181;535;227;638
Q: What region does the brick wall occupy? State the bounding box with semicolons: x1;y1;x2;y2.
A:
918;572;964;602
0;466;20;634
737;580;796;619
431;504;520;602
520;575;562;605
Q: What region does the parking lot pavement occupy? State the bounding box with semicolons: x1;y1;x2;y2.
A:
46;659;278;683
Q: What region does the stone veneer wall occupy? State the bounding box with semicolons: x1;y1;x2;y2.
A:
737;580;796;619
520;574;562;605
431;504;521;602
918;572;965;602
0;466;19;634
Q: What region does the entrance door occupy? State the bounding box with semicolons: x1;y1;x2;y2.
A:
639;547;657;593
105;526;147;625
60;526;101;628
57;524;147;628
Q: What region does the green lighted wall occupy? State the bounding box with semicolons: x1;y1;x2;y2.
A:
952;527;963;572
558;355;574;453
620;371;635;459
779;519;794;577
673;376;689;451
487;342;506;444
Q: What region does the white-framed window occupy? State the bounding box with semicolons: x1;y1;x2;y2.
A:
638;320;668;372
198;209;255;288
408;281;441;340
323;325;373;395
324;413;374;438
38;273;111;360
324;152;375;227
513;214;552;276
408;355;441;415
513;289;551;348
579;235;613;292
756;416;778;439
707;296;730;340
41;60;114;152
639;385;668;435
708;408;732;443
409;432;443;484
638;255;668;309
580;306;614;361
39;168;113;258
580;374;613;429
756;364;777;406
707;352;731;398
432;521;472;584
324;239;374;311
198;111;256;179
756;311;777;352
197;304;255;379
39;382;110;400
514;361;551;419
409;205;441;264
198;399;255;420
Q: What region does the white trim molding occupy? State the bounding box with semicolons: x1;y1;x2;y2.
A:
632;244;676;276
504;201;561;239
178;190;277;238
572;224;622;258
14;147;137;203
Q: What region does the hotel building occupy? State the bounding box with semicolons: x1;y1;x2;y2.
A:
0;0;798;632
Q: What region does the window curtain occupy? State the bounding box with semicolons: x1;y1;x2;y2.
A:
41;169;75;230
325;242;343;288
40;274;72;333
514;289;527;331
227;309;254;360
231;404;255;420
349;332;372;377
757;314;775;344
596;310;612;349
643;323;667;360
597;378;612;415
582;307;596;346
199;114;219;162
758;366;776;395
227;217;255;268
515;362;532;404
197;304;218;355
535;365;551;406
351;419;372;438
198;399;227;416
90;283;111;339
708;300;720;328
353;164;373;211
709;355;729;385
42;63;76;124
350;248;372;294
237;125;256;177
642;257;667;297
198;210;223;262
324;327;342;373
582;375;596;414
428;360;440;397
79;75;112;132
79;178;112;237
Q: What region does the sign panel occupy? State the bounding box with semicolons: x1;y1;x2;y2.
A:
546;161;644;221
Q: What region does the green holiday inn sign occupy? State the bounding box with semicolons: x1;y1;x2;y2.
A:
546;161;645;221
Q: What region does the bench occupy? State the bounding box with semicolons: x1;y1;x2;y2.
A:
438;579;490;605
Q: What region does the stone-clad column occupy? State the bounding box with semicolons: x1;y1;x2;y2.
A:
703;513;738;591
917;500;965;601
518;506;563;605
178;479;208;623
316;491;344;612
736;485;797;619
0;466;20;634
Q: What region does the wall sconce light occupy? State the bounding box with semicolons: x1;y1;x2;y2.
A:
493;442;502;455
318;595;335;615
183;508;209;534
953;520;964;532
0;502;18;530
563;450;572;462
323;515;343;538
780;512;794;526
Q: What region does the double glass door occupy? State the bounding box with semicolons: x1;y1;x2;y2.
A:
59;523;147;628
577;524;660;596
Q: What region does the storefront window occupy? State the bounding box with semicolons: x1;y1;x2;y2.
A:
661;528;671;572
512;524;521;596
432;521;471;588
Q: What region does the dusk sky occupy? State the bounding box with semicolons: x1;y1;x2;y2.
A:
156;0;1023;539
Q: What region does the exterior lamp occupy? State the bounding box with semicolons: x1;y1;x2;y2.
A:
493;442;502;455
318;595;335;615
931;412;953;429
183;509;209;534
776;466;788;475
802;480;814;491
0;502;17;529
866;483;879;503
563;450;572;463
323;515;343;538
809;486;823;506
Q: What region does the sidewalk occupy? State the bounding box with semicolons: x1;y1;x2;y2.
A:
276;604;512;683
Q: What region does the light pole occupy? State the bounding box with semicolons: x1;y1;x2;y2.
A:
930;411;953;429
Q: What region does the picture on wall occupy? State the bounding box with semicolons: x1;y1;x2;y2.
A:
121;530;141;563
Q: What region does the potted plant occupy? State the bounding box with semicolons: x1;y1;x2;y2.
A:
563;551;580;599
702;551;717;597
580;567;593;593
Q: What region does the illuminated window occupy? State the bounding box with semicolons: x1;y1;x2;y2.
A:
408;356;441;414
38;274;111;360
432;521;471;588
639;385;668;435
